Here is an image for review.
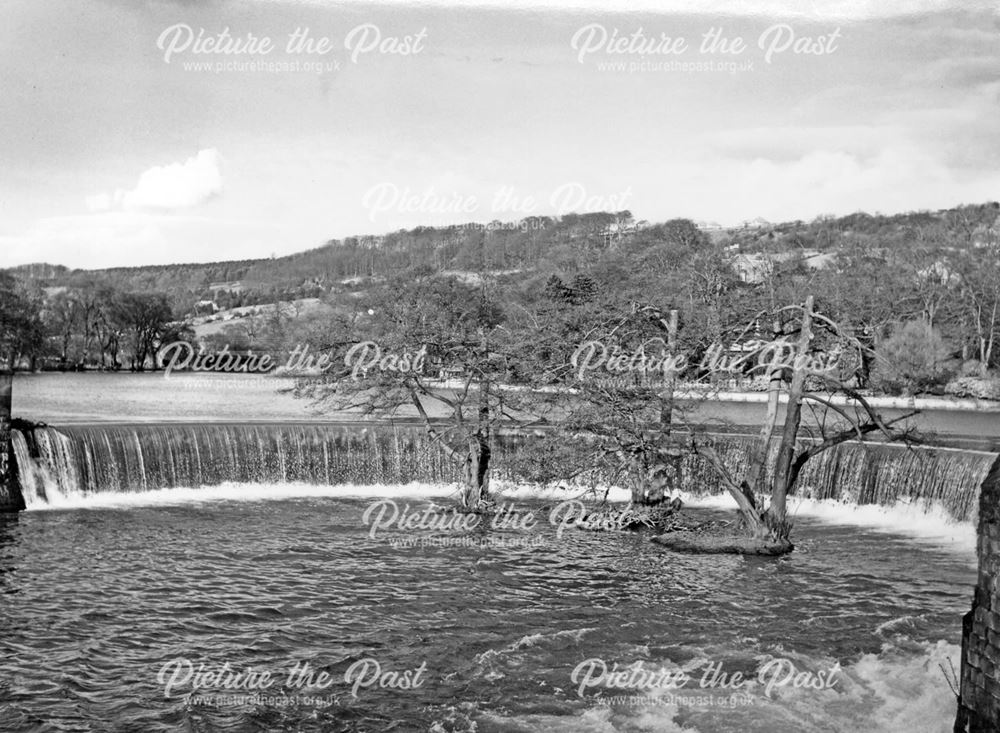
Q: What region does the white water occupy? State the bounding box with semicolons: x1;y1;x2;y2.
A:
491;480;977;557
20;480;463;511
680;492;976;557
10;429;67;507
479;640;961;733
20;477;977;562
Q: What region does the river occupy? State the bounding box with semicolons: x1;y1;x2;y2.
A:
0;372;992;731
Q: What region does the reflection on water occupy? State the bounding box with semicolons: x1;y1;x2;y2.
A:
0;489;975;732
12;372;310;423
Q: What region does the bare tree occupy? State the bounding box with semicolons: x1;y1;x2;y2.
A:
296;273;536;510
542;292;923;551
687;296;922;549
950;250;1000;376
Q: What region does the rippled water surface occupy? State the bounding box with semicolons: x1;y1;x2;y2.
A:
0;489;975;732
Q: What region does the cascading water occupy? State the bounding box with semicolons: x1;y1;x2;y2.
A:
12;423;460;508
11;423;997;520
495;433;998;522
684;436;995;521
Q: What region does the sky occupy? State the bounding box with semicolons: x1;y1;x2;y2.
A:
1;0;998;269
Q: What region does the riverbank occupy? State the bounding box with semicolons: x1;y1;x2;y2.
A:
431;377;1000;412
686;389;1000;412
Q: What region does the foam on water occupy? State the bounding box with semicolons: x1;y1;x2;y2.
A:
23;480;464;511
491;480;632;503
26;479;977;558
783;496;975;555
492;481;976;556
479;640;960;733
674;492;976;555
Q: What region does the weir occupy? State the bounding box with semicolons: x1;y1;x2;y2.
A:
11;423;460;506
9;422;998;520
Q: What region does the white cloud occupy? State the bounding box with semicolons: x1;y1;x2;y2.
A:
87;149;224;212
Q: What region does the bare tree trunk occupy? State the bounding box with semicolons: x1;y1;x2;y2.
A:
461;433;490;508
60;332;71;368
768;295;814;534
695;444;762;534
411;376;492;511
632;309;680;506
747;315;783;496
460;379;492;508
984;300;998;375
659;310;679;427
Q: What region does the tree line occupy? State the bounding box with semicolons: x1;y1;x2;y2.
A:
0;274;187;371
2;202;999;388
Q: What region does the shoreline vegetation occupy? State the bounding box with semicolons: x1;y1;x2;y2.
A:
9;339;1000;406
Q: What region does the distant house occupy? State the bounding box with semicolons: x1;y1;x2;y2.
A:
801;251;836;270
917;260;958;285
731;254;773;284
601;219;639;247
436;365;465;380
770;250;836;271
194;300;219;316
728;248;834;284
209;281;246;295
972;215;1000;248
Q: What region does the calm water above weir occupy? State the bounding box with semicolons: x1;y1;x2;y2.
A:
12;373;1000;452
0;488;975;732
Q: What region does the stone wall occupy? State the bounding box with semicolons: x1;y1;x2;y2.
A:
956;454;1000;731
0;371;24;512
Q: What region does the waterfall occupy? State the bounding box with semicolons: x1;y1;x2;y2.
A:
493;433;997;523
11;423;997;520
10;428;77;506
677;438;996;521
13;423;460;508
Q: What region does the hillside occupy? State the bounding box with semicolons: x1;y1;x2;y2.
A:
2;200;1000;401
8;204;999;317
